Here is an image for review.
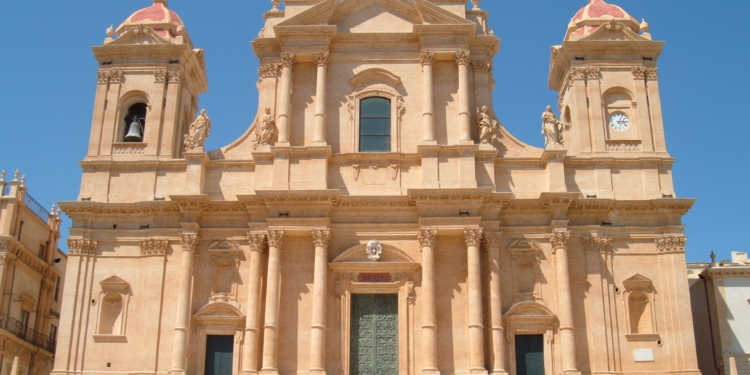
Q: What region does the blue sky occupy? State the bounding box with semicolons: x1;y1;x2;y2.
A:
1;1;747;262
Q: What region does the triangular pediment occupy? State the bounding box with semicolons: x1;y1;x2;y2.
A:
107;25;174;46
277;0;472;33
622;273;654;291
100;276;130;293
580;20;650;42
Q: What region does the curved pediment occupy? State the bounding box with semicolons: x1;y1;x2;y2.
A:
195;302;244;319
505;301;555;317
349;68;402;91
333;242;415;263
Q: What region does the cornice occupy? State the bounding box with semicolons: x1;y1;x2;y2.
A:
0;237;60;280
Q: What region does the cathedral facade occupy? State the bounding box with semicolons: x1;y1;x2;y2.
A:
54;1;701;375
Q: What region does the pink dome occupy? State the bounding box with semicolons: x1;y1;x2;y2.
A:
116;0;184;39
565;0;640;41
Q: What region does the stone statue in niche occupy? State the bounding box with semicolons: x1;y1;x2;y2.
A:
542;105;565;147
184;109;211;151
477;106;500;145
253;107;277;150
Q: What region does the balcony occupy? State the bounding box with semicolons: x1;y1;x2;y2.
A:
0;313;56;353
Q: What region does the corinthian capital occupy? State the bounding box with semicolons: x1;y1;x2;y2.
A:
267;230;285;249
280;53;295;68
140;239;169;256
314;52;329;67
312;229;331;248
419;51;435;66
418;228;437;248
464;228;483;248
582;237;613;253
67;239;99;256
180;234;199;252
549;230;570;249
455;50;471;66
248;233;267;253
655;235;686;253
483;232;503;248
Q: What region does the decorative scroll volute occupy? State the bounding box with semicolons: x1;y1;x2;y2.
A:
549;230;571;249
267;230;285;249
464;228;483;248
419;51;435;66
258;64;279;78
582;237;613;253
314;52;329;67
417;229;437;248
483;232;503;249
312;229;331;248
180;234;199;252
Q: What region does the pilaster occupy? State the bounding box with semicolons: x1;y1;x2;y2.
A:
418;228;439;375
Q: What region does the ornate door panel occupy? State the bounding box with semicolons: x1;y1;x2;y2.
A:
350;294;398;375
515;334;544;375
205;335;234;375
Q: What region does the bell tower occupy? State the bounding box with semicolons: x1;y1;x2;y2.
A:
86;0;207;161
549;0;666;157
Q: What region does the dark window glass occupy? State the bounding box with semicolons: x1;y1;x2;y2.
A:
359;97;391;152
124;103;147;142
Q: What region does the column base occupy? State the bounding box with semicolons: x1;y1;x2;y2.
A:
308;371;327;375
422;140;438;145
459;139;476;145
422;369;441;375
490;372;509;375
469;369;489;375
170;371;188;375
259;370;279;375
239;372;259;375
560;371;581;375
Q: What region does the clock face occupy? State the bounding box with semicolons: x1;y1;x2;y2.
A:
609;112;630;131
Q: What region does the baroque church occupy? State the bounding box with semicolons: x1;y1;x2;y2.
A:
54;1;702;375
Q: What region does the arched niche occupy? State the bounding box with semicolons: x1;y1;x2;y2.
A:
508;239;546;304
329;242;418;375
207;240;244;307
93;276;131;343
192;302;245;375
504;302;558;375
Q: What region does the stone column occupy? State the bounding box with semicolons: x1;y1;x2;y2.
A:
456;51;472;144
170;233;199;375
464;228;486;374
484;232;507;375
313;53;329;145
309;229;331;374
240;233;268;375
550;230;579;374
418;228;439;375
276;53;295;146
420;51;436;144
260;230;285;375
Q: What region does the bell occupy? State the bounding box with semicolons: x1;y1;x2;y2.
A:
124;118;143;142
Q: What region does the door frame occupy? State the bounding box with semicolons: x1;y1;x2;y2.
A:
504;302;557;375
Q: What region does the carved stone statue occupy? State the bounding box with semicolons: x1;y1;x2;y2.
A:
542;105;564;147
184;109;211;151
477;106;500;145
253;107;277;149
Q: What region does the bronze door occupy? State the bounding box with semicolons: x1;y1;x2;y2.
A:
350;294;398;375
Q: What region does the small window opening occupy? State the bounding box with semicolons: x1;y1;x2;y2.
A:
359;97;391;152
124;103;147;142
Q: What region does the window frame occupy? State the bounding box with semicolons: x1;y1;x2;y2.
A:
358;97;392;153
347;89;403;153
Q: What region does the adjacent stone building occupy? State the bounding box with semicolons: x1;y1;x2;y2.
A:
689;253;750;375
54;1;702;375
0;171;67;375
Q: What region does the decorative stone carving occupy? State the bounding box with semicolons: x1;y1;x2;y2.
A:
397;96;405;129
655;235;686;253
154;69;168;83
366;240;382;261
483;232;503;248
417;229;437;248
267;230;285;249
352;164;361;181
585;67;600;79
471;59;492;73
455;50;471;66
112;143;147;155
314;52;329;67
645;67;658;80
139;239;169;256
280;53;295;68
419;51;435;66
464;228;483;247
631;66;646;79
184;109;211;151
390;164;399;181
68;239;99;256
583;237;613;253
542;105;564;147
312;229;331;248
549;231;570;249
258;63;279;78
180;234;199;252
248;233;267;252
109;70;124;83
97;71;110;84
477;106;500;145
253;107;277;150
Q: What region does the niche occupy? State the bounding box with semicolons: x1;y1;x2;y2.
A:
622;274;658;339
508;240;545;304
207;241;243;306
94;276;130;342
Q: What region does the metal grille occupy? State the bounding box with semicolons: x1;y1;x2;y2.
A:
0;313;56;353
23;193;50;222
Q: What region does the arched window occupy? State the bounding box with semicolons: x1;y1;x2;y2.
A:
359;97;391;152
124;103;147;142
